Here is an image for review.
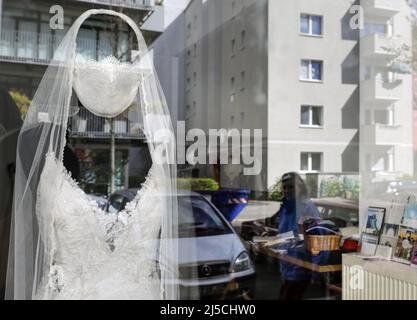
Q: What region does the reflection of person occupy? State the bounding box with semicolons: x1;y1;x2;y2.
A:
277;172;320;300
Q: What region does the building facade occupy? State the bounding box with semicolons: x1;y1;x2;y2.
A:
161;0;414;195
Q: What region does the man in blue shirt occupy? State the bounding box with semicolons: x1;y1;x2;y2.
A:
277;172;320;300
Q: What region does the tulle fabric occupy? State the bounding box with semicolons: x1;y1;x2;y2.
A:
6;9;179;300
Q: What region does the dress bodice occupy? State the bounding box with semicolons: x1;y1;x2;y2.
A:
34;152;162;300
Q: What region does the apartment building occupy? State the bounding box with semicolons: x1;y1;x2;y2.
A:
0;0;163;194
171;0;363;194
164;0;414;195
182;0;268;189
268;0;360;191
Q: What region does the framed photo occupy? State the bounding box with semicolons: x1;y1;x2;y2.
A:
402;203;417;229
380;235;397;249
382;223;399;238
364;207;385;236
393;226;417;264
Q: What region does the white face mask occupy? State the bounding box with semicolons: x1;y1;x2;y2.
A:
73;55;142;118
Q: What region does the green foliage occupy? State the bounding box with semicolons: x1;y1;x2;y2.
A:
321;179;344;198
177;178;219;191
320;177;360;200
269;175;360;201
268;178;283;201
9;89;31;119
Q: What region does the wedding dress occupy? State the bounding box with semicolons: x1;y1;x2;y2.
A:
6;10;181;300
35;152;161;300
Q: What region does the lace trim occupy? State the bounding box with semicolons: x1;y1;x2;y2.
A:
75;54;141;70
104;168;154;252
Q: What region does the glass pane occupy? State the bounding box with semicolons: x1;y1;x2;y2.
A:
312;16;322;35
311;61;322;80
374;23;387;36
117;32;129;61
17;21;37;59
39;23;51;60
311;153;321;171
374;110;389;125
78;28;97;60
301;106;310;125
312;107;322;125
301;153;309;171
300;60;309;79
2;17;14;31
98;31;112;60
300;14;309;33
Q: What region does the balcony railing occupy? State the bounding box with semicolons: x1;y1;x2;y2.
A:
361;33;398;58
73;0;155;10
361;78;402;102
69;107;145;140
363;124;404;146
0;30;128;65
361;0;401;17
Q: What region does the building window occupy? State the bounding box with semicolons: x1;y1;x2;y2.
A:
194;15;197;29
300;60;323;81
300;152;322;172
240;71;246;91
192;101;196;115
362;22;388;37
193;72;197;87
231;115;235;127
241;30;246;50
231;38;236;57
240;112;245;128
230;76;236;103
186;77;191;91
193;43;197;58
185;104;191;120
186;49;191;64
187;23;191;38
300;105;323;127
300;14;323;36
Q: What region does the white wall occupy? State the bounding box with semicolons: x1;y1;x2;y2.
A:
268;0;360;188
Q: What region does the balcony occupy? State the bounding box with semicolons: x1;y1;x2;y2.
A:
362;124;404;145
69;107;145;140
73;0;155;10
361;0;401;17
0;30;132;65
361;34;398;59
361;78;401;102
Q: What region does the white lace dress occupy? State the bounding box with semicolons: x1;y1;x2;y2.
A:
34;152;163;300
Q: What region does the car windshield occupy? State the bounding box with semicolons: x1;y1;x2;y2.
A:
178;196;232;238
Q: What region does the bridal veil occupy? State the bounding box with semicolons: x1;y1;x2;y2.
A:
6;9;181;300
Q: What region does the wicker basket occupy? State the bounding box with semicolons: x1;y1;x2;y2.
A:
304;234;342;255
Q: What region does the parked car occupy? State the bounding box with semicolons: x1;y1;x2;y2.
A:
106;189;256;299
240;197;359;243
